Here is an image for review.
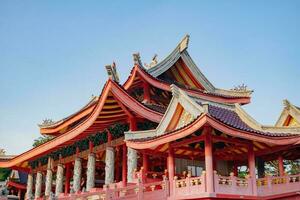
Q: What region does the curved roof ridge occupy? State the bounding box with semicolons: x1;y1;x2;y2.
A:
275;99;300;127
147;35;189;74
38;96;98;129
235;103;300;134
0;80;164;168
141;35;252;98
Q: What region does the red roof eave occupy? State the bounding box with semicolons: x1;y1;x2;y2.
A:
0;80;163;168
126;115;300;150
123;65;251;105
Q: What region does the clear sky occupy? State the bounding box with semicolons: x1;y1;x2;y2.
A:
1;1;300;155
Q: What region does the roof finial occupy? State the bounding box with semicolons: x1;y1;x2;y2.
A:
283;99;291;109
133;52;143;67
231;83;248;92
144;54;158;69
105;61;120;83
179;34;190;52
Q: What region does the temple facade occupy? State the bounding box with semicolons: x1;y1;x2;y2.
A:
0;36;299;200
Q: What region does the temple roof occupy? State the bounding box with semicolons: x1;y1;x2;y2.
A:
145;35;253;98
275;99;300;127
125;85;300;148
42;35;253;136
0;80;163;168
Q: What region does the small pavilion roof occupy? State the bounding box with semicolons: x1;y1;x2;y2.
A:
125;85;300;149
275;99;300;127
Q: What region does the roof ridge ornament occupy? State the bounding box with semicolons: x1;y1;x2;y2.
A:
283;99;291;109
133;52;143;67
105;62;120;83
179;34;190;52
231;83;248;92
40;118;55;126
144;54;158;69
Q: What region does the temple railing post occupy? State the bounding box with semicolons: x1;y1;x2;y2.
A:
230;172;237;194
137;176;144;200
213;171;218;193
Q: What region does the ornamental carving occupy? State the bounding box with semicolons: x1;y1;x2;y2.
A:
231;84;248;92
41;118;55;126
144;54;158;68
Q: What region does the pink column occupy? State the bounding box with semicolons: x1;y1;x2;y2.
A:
278;155;285;176
122;144;127;186
167;147;175;182
143;81;151;103
142;152;149;173
248;144;257;195
204;129;214;193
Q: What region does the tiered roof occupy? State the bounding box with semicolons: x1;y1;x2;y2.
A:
0;35;299;169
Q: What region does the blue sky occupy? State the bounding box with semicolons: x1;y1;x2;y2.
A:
1;1;300;155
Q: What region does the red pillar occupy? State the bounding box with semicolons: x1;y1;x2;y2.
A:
122;144;127;186
248;144;257;195
116;146;120;182
278;155;285;176
233;161;238;177
204;128;214;193
167;146;175;182
64;163;71;194
143;81;151;103
129;117;137;131
142;152;148;173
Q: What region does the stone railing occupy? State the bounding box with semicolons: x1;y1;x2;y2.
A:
213;172;253;196
133;168;167;183
172;171;206;199
257;174;300;196
58;177;169;200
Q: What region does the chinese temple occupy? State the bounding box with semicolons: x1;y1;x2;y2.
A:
0;35;299;200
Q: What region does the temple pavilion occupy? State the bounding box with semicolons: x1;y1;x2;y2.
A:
0;35;299;200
